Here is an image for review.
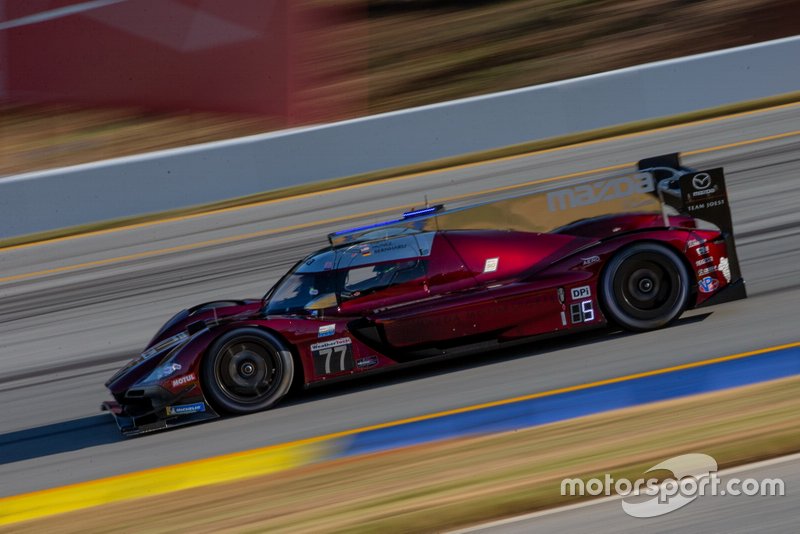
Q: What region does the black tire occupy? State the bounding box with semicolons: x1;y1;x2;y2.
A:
201;328;294;414
600;242;690;332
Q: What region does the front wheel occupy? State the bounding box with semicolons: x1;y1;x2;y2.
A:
201;328;294;414
600;243;690;332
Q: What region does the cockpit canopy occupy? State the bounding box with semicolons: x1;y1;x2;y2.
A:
264;232;435;315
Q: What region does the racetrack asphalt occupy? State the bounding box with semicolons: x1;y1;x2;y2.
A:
1;104;799;498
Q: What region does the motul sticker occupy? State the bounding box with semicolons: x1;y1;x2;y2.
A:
171;373;196;388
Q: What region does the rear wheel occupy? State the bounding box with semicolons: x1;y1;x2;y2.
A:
600;243;690;331
201;328;294;414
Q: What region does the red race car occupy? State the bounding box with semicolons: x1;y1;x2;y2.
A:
103;153;746;435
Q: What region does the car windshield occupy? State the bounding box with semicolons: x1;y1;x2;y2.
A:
264;251;340;315
265;271;338;315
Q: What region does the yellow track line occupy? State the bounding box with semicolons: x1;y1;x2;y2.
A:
3;127;799;285
1;339;798;526
3;100;800;256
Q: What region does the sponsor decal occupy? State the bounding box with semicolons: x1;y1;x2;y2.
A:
560;310;567;326
318;324;336;338
171;373;196;388
581;256;601;266
694;246;710;256
569;300;595;324
484;257;499;273
371;242;409;255
697;266;717;277
165;402;205;416
356;355;379;369
686;239;702;248
692;173;712;190
690;188;719;198
557;287;566;303
698;276;719;293
359;244;371;256
695;257;714;267
689;173;719;198
546;173;655;211
718;257;731;283
570;286;591;300
310;337;352;351
311;337;354;375
680;169;727;213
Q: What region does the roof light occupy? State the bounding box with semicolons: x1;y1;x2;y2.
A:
331;204;445;237
403;205;444;218
330;218;403;236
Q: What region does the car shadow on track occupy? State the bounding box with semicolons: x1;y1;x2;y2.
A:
0;414;123;465
280;311;714;408
0;312;712;464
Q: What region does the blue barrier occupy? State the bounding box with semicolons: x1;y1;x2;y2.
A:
336;345;800;458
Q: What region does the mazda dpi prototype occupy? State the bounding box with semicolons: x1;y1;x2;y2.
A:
104;153;746;435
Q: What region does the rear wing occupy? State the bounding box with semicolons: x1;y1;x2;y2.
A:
638;153;746;304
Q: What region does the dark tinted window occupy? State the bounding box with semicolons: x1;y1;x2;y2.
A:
340;260;426;301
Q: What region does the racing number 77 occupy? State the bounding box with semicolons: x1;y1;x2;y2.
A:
319;345;348;374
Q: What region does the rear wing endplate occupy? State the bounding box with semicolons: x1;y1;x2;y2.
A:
638;153;746;304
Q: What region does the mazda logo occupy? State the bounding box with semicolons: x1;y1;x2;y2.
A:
692;173;712;190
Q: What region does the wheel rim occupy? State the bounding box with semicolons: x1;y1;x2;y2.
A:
613;252;682;320
213;337;282;404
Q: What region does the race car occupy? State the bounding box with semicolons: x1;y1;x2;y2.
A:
103;153;746;435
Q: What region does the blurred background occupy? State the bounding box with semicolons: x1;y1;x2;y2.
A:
1;3;799;531
1;0;798;176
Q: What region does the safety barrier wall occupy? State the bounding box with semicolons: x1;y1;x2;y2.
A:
1;35;799;238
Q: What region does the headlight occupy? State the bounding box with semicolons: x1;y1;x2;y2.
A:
141;362;183;384
141;331;190;360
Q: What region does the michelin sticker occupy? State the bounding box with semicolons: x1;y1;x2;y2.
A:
166;402;205;416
